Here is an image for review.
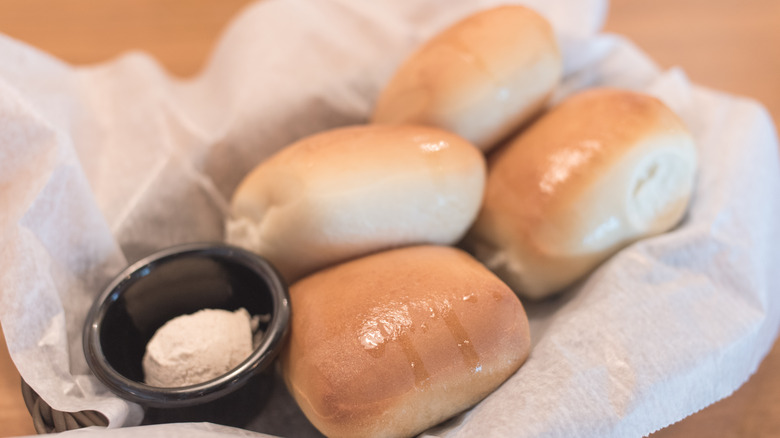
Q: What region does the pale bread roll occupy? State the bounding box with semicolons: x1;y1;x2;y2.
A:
463;88;698;299
283;245;531;438
226;125;485;282
372;5;562;152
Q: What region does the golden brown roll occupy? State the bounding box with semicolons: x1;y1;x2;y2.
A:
372;5;562;152
282;245;531;438
225;125;485;282
463;88;698;299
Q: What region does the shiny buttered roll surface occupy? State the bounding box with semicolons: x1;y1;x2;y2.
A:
226;125;485;283
464;88;698;300
372;5;562;152
283;245;531;438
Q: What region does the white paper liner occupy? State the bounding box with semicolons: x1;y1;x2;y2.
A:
1;0;779;437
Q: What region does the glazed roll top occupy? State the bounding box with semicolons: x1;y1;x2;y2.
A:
283;245;531;438
464;88;698;299
372;5;562;152
226;124;485;282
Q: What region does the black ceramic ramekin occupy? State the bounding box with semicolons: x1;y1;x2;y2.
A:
83;243;290;408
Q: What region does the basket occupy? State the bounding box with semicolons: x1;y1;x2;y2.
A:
21;379;108;434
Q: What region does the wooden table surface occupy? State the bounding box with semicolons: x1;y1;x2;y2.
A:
1;1;778;437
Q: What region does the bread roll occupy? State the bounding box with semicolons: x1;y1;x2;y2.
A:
372;5;562;152
226;125;485;282
283;245;530;438
463;88;698;299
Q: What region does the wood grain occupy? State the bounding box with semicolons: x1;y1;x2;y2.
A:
604;1;780;436
0;324;35;436
0;0;252;77
604;0;780;129
0;0;778;437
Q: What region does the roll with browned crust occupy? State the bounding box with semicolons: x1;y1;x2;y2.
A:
372;5;562;152
282;245;531;438
225;125;485;283
463;88;698;299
